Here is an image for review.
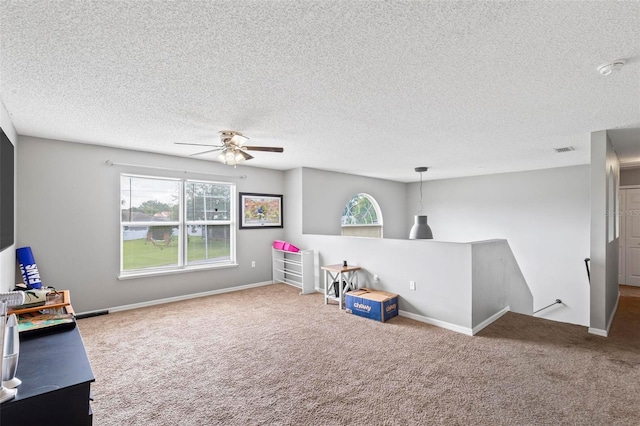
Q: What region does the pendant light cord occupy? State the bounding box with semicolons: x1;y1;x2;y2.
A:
417;171;423;215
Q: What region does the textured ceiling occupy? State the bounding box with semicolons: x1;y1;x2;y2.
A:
1;1;639;182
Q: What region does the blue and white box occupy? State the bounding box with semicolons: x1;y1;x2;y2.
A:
345;288;398;323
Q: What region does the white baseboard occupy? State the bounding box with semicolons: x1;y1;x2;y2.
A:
588;290;620;338
587;327;608;337
78;281;274;316
399;307;510;336
399;310;473;336
472;306;510;335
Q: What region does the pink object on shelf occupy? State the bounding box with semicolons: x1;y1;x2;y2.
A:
273;240;285;250
283;242;300;253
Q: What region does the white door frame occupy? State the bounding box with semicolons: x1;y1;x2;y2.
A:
619;189;626;284
621;185;640;287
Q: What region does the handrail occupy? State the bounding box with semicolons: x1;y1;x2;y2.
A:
584;258;590;282
534;299;562;314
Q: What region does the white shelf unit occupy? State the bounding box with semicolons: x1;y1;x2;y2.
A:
272;248;315;295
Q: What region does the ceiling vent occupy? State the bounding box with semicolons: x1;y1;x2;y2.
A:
554;146;575;153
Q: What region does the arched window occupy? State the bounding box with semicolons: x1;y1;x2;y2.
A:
341;193;383;238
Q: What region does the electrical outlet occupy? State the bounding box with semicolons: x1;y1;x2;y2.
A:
373;275;379;283
410;280;416;290
251;261;256;268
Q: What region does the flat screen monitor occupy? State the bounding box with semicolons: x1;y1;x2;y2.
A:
0;127;14;252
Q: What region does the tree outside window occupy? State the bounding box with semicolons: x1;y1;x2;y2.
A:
341;193;383;238
120;175;235;275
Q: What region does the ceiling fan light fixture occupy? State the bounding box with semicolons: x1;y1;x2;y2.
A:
217;149;247;166
180;130;282;166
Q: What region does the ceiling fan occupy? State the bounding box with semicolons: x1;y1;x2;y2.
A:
175;131;284;166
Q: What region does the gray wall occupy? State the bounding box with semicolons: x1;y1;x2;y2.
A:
589;130;620;335
0;101;17;292
285;167;303;236
300;167;408;239
287;165;590;327
621;168;640;186
471;240;533;326
407;165;591;326
16;136;285;312
284;168;532;333
9;131;605;330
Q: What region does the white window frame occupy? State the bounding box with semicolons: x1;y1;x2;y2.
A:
119;173;237;279
341;193;383;238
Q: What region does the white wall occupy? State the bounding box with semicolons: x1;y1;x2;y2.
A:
589;130;620;335
17;136;285;312
407;165;591;326
0;100;17;293
300;167;408;239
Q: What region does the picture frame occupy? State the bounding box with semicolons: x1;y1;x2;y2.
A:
239;192;283;229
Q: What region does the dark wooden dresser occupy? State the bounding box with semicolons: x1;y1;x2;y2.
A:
1;327;95;426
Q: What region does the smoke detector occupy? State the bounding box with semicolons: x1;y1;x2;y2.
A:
597;59;626;76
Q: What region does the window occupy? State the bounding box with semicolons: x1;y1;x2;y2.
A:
341;193;383;238
120;174;235;276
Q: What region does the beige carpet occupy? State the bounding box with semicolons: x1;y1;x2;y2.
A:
78;284;640;425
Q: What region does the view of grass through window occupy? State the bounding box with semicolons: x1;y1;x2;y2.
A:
121;175;234;274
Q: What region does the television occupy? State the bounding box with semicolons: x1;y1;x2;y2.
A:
0;127;14;252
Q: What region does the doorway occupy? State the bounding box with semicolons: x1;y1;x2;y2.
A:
620;188;640;286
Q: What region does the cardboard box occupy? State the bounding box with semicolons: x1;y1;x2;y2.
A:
345;288;398;322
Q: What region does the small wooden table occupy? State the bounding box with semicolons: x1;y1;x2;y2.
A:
8;289;74;316
322;264;361;309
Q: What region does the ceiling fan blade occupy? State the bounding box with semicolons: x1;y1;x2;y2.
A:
230;133;249;146
175;142;221;147
190;148;223;156
243;146;284;153
237;150;254;161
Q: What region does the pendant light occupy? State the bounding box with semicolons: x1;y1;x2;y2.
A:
409;167;433;239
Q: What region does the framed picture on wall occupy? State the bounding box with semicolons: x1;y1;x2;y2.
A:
239;193;283;229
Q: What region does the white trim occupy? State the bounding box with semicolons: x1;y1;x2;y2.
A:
587;327;608;337
118;262;239;280
588;290;620;337
398;307;510;336
471;306;510;335
399;310;473;336
77;280;273;316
